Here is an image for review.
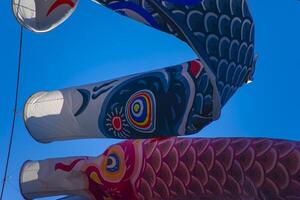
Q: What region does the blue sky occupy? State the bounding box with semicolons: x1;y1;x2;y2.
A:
1;0;300;199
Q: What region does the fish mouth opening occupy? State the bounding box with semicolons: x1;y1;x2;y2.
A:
19;160;33;200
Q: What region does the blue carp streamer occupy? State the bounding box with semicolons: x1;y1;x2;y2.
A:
92;0;256;138
23;0;256;140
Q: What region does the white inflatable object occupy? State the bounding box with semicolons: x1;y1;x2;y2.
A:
12;0;79;32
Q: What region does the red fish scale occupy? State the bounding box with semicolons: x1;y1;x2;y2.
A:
137;138;300;200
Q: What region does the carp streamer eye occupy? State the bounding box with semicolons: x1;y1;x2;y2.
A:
100;145;126;182
126;90;156;133
106;154;120;172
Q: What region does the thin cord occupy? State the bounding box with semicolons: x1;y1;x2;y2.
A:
0;25;24;200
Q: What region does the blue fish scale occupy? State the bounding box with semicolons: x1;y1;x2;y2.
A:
95;0;255;135
96;0;255;106
155;0;255;106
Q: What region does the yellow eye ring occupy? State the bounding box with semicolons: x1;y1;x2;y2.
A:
99;145;126;183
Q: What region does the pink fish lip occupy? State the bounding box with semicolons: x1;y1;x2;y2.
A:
47;0;75;16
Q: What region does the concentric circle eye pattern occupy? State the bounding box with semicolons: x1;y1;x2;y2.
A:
99;145;126;183
126;90;156;133
106;154;119;172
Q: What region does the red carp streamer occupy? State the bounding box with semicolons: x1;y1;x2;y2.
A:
29;137;299;200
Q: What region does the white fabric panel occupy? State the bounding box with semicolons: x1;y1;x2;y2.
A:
24;91;92;143
24;79;125;143
20;158;91;199
12;0;79;32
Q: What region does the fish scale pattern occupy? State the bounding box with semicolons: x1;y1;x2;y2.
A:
95;0;255;132
156;0;255;105
137;138;300;200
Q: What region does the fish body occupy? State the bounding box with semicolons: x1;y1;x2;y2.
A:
20;137;300;200
24;0;257;141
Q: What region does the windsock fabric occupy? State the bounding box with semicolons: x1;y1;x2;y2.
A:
23;0;256;141
20;137;300;200
12;0;79;32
